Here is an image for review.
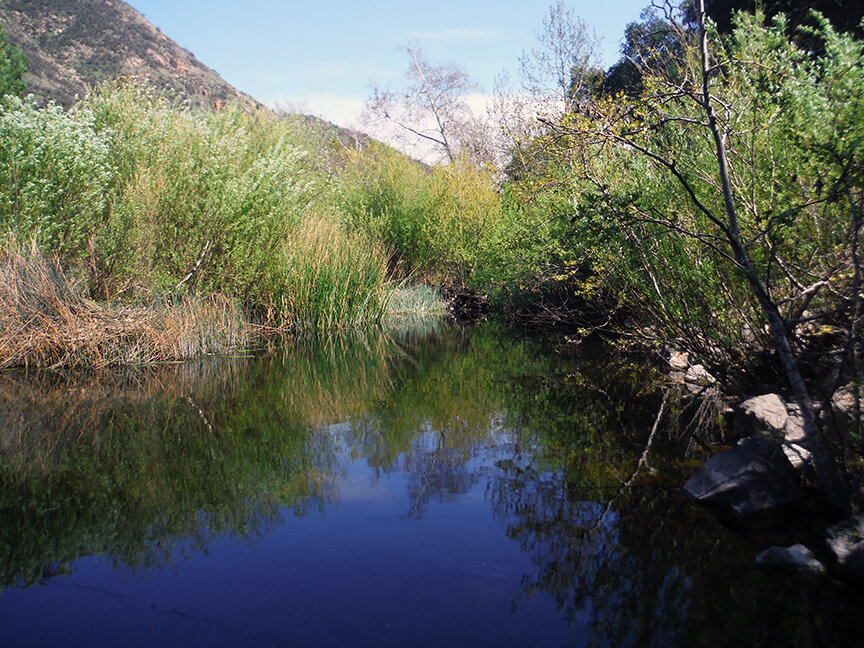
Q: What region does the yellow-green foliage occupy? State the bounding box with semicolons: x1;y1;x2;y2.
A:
421;159;503;282
339;143;504;286
518;13;864;368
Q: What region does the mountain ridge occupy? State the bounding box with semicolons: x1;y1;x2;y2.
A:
0;0;260;111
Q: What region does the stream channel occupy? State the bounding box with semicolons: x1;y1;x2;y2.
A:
0;321;860;647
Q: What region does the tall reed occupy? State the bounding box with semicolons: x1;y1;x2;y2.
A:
280;214;390;330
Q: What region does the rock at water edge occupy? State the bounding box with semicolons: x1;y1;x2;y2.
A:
755;544;825;574
684;437;800;515
740;394;788;432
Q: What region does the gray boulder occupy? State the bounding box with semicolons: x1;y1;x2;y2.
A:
755;544;825;574
738;393;807;442
684;437;800;514
782;443;812;470
826;513;864;582
685;364;718;394
784;417;806;444
668;350;689;370
740;393;788;431
738;394;811;469
832;384;864;417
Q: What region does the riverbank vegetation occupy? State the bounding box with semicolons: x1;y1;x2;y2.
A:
0;1;862;503
353;3;864;509
0;80;396;362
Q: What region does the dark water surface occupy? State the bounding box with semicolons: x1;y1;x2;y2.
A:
0;323;860;647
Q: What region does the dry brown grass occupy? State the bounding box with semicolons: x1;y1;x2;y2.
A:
0;241;249;370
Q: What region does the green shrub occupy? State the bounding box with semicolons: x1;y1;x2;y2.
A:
84;81;389;328
0;97;113;262
0;25;27;98
339;144;506;286
0;82;392;332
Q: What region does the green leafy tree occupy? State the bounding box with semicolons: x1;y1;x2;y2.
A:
0;25;27;98
697;0;864;36
529;6;863;510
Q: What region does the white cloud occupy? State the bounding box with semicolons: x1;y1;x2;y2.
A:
463;92;495;115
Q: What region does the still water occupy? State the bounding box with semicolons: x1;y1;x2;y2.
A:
0;322;859;647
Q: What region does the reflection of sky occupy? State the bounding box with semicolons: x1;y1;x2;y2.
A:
0;420;589;647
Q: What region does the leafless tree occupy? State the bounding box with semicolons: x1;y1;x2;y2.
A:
517;1;601;114
491;2;601;173
364;46;490;165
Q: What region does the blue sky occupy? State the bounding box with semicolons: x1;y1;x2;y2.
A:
127;1;650;126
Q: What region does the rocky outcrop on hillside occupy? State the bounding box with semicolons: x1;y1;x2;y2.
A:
0;0;258;110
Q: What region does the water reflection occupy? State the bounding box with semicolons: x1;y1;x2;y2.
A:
491;439;862;647
0;323;860;647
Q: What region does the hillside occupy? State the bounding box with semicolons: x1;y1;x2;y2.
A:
0;0;259;111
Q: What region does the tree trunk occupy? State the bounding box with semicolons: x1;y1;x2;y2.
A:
696;0;849;513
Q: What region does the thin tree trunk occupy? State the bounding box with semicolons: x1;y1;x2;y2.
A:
696;0;849;512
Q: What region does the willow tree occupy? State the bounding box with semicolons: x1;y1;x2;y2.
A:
542;4;862;511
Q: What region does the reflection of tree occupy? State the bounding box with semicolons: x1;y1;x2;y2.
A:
491;450;864;648
0;381;337;588
4;321;859;647
346;324;669;520
402;428;479;517
345;325;539;516
0;331;398;588
0;325;456;589
493;470;690;646
481;358;864;647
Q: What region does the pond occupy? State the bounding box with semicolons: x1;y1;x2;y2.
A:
0;322;859;647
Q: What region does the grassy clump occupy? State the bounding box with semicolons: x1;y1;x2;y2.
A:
385;283;447;317
279;214;390;330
